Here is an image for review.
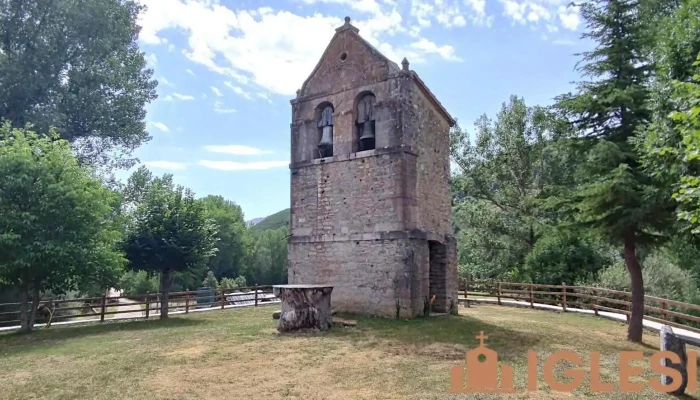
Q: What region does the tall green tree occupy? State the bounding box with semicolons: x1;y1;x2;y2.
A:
247;229;288;285
548;0;675;341
201;195;250;279
0;0;158;170
450;95;572;279
123;175;218;319
0;123;125;332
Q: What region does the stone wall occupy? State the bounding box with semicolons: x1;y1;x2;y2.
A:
408;80;453;235
288;237;429;318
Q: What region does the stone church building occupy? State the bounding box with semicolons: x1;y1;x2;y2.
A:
287;17;458;318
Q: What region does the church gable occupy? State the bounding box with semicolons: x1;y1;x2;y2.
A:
299;17;400;98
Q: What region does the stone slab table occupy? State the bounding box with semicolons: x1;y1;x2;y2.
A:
272;284;334;333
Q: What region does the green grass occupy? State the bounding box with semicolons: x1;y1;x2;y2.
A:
0;303;698;400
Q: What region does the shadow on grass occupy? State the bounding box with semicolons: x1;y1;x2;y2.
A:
0;317;206;355
281;312;543;363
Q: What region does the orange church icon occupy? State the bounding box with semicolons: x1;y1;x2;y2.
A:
448;331;516;394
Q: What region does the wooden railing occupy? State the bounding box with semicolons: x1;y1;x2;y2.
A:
0;285;278;329
458;280;700;335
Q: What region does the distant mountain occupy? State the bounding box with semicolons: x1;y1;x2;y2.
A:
245;217;265;227
250;208;290;231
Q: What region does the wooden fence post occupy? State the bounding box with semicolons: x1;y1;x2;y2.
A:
100;294;106;322
529;284;534;308
254;287;259;307
221;288;225;310
465;279;470;307
592;288;599;316
185;292;190;314
145;293;150;319
561;282;567;312
662;301;668;321
497;282;502;306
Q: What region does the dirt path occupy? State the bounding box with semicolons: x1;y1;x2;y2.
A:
113;298;144;319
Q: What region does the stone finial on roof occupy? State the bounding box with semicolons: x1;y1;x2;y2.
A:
336;16;359;33
401;57;410;71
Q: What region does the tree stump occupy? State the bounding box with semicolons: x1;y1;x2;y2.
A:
272;284;334;333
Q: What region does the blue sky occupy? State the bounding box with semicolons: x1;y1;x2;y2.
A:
125;0;587;221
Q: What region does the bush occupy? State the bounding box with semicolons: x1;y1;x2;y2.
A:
118;270;159;296
591;253;700;305
522;230;616;286
202;271;218;289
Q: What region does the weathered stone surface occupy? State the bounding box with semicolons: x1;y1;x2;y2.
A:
274;285;333;333
659;325;688;395
288;17;458;319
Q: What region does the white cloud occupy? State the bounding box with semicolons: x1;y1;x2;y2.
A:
162;95;174;101
198;160;288;171
257;92;273;104
172;92;195;100
186;69;195;75
159;76;174;86
149;121;170;132
203;145;274;155
499;0;581;32
143;160;188;170
168;43;175;52
145;53;157;66
224;81;253;100
211;86;224;97
410;38;461;62
552;38;576;46
137;0;465;95
558;5;580;31
214;101;237;113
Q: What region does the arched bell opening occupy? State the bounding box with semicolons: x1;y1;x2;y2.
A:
315;102;334;159
354;92;376;152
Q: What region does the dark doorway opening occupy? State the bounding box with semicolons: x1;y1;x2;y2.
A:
428;240;447;313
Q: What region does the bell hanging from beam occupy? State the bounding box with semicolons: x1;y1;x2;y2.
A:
318;125;333;158
359;120;375;151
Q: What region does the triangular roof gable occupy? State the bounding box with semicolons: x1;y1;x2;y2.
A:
298;17;400;97
298;17;455;127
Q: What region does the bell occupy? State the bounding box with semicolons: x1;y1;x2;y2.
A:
318;125;333;157
359;121;375;150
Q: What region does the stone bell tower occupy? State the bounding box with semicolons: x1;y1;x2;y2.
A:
287;17;458;318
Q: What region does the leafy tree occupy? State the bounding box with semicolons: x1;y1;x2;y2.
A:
201;195;250;279
118;270;159;296
450;95;571;279
219;276;247;290
547;0;675;341
247;229;288;285
202;271;218;289
522;229;617;285
0;0;158;170
0;124;125;332
123;175;218;319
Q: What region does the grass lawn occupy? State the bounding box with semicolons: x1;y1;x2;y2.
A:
0;303;698;400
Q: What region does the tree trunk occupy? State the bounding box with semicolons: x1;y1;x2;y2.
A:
159;270;172;320
18;283;30;333
624;230;644;342
28;286;40;329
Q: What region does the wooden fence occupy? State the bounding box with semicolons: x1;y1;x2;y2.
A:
0;286;278;329
459;280;700;335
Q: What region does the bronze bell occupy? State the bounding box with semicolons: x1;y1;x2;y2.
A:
318;125;333;157
359;121;375;150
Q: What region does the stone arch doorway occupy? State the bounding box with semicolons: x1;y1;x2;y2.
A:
428;240;447;313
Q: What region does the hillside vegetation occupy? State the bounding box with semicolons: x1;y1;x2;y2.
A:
251;208;290;231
